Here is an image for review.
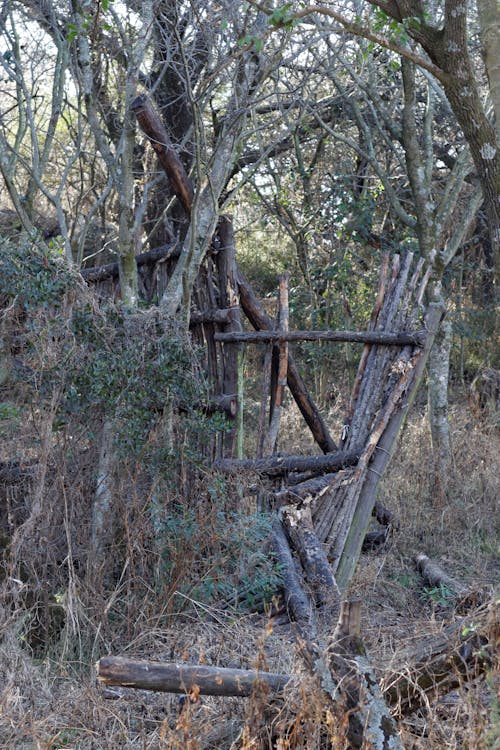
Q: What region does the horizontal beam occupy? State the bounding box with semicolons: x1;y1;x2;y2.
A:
214;448;361;477
81;242;179;283
96;656;290;697
215;330;426;346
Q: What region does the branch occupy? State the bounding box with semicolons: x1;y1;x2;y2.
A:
247;1;449;83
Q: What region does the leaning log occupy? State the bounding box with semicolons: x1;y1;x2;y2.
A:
131;96;194;215
215;329;426;346
96;656;290;697
214;448;361;477
130;95;335;458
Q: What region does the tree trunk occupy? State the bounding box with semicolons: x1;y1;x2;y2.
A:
477;0;500;144
427;316;453;477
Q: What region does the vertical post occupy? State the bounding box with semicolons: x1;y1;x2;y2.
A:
215;216;241;457
265;274;289;454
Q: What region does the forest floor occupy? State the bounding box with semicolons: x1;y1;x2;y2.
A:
0;397;498;749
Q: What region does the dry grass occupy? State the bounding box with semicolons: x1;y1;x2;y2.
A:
0;393;498;749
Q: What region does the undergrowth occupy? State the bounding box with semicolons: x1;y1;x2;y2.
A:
0;239;497;748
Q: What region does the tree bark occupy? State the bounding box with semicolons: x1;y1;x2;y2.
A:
335;303;444;590
131;95;194;215
414;553;468;597
214;216;241;457
97;656;290;697
81;242;179;283
427;316;453;475
265;274;289;454
214;448;361;477
215;329;426;345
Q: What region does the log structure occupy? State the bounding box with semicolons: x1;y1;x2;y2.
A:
86;93;451;739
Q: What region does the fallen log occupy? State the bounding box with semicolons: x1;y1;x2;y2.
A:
215;329;426;346
214;448;361;477
381;600;496;714
96;656;290;697
414;553;468;597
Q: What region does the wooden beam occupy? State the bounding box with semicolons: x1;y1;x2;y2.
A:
415;553;468;597
214;448;360;476
81;242;179;283
215;329;426;346
96;656;290;697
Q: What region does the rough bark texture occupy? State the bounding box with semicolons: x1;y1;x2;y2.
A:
214;216;241;457
215;448;361;477
97;656;290;696
131;95;194;215
215;329;426;345
427;316;453;474
265;274;289;454
414;553;468;597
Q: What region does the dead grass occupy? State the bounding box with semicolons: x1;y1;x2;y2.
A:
0;396;498;749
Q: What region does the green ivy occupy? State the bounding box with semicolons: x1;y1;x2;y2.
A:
0;237;77;309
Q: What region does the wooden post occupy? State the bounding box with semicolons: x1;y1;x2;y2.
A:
265;274;289;454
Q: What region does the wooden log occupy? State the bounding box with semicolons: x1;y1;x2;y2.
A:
214;448;360;477
326;600;404;749
381;600;496;714
96;656;290;697
414;553;469;597
237;270;338;454
281;505;341;622
205;395;238;419
81;242;179;283
190;308;233;325
271;519;316;636
335;303;444;591
265;274;289;454
131;95;194;215
373;499;399;529
215;328;426;346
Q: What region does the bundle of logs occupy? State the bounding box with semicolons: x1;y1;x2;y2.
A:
85;96;496;747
